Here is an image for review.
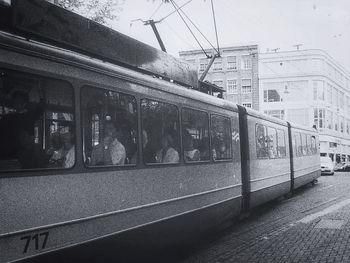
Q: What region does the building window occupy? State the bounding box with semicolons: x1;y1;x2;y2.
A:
91;114;100;146
326;110;333;130
213;60;222;71
199;58;208;72
227;56;237;70
242;103;252;108
241;55;252;70
263;89;282;102
335;114;339;131
227;79;237;94
241;79;252;94
327;84;332;104
314;108;325;129
313;80;324;101
340;117;344;133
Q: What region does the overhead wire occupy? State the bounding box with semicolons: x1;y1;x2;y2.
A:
170;0;210;58
149;1;163;20
163;20;197;49
158;0;192;22
211;0;220;55
171;0;219;55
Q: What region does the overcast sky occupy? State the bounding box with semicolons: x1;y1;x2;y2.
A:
112;0;350;72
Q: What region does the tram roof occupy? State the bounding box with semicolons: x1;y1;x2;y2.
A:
0;0;198;88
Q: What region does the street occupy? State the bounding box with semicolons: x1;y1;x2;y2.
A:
181;172;350;263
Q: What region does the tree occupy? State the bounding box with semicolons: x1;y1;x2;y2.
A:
55;0;124;26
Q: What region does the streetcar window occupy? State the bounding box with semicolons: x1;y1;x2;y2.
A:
141;99;180;164
211;115;232;161
311;136;317;154
0;69;75;171
81;86;138;167
306;135;312;155
256;124;268;158
277;129;286;157
182;108;209;162
291;132;296;156
301;133;307;156
267;127;278;158
295;132;302;156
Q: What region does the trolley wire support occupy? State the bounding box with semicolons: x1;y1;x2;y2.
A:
144;19;167;52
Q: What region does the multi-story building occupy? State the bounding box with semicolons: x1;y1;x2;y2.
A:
179;45;259;110
259;49;350;163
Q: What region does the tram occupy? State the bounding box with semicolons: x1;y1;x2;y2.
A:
0;1;320;262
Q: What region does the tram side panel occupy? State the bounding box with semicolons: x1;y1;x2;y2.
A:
290;126;321;189
246;114;291;208
0;33;243;262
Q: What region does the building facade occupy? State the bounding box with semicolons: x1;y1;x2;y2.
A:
259;49;350;163
179;45;259;110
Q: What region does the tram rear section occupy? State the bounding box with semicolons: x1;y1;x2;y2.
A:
0;1;320;262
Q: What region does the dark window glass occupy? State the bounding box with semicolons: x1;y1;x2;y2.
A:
256;124;268;158
81;86;138;166
211;115;232;160
231;115;241;162
0;69;74;170
141;99;180;164
301;133;307;156
267;127;277;158
182;108;209;162
277;129;286;157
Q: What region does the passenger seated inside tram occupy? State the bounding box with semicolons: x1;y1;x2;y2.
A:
90;121;126;166
50;131;75;168
212;140;229;160
183;132;200;162
155;131;179;163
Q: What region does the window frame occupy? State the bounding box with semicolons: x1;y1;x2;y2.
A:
140;97;181;166
181;107;210;164
210;113;233;162
277;129;287;158
241;79;252;94
256;123;288;159
0;68;76;173
255;123;269;159
226;56;237;70
241;55;252;70
81;85;139;168
227;79;238;94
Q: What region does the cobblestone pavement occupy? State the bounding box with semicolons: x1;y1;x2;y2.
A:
181;172;350;263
